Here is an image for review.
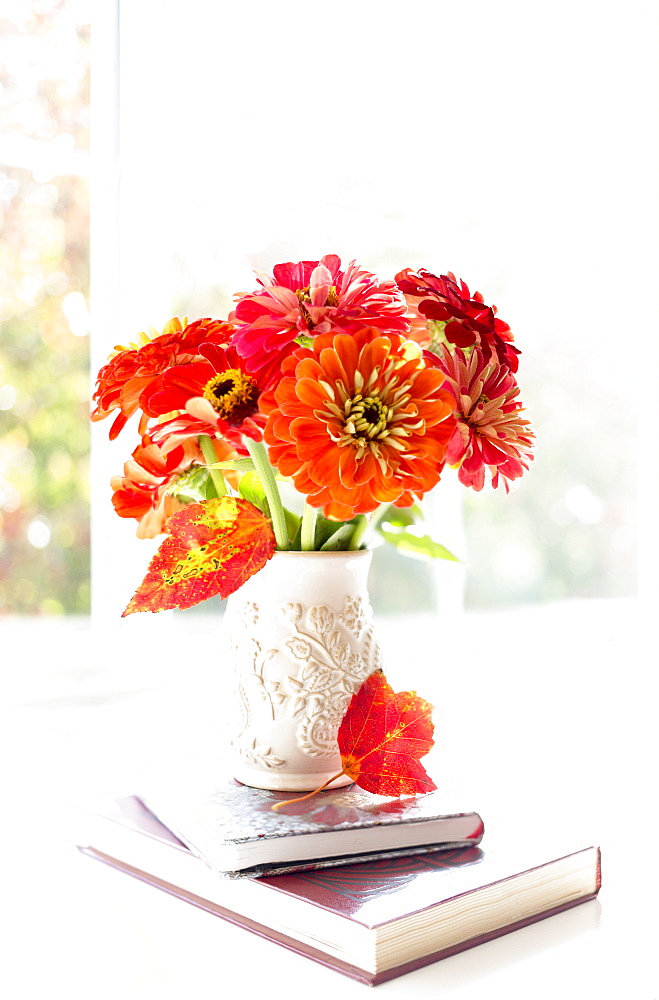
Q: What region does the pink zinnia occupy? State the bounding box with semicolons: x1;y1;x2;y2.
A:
438;345;535;491
232;255;409;377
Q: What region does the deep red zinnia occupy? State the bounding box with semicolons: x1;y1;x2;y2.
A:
396;268;520;372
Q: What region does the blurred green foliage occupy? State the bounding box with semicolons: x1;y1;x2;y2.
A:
0;2;90;614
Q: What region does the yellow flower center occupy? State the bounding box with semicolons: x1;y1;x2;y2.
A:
323;383;423;472
203;369;260;425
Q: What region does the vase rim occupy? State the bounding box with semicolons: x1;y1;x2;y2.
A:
271;548;370;557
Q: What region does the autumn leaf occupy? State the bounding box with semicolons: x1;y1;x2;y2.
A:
122;496;276;615
337;669;437;796
272;670;436;811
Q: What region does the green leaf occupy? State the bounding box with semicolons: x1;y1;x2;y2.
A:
377;503;423;528
212;458;257;472
314;514;347;549
165;465;212;502
320;524;359;551
238;471;270;517
285;508;301;546
378;525;459;562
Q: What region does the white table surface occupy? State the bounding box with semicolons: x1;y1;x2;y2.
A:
1;597;656;999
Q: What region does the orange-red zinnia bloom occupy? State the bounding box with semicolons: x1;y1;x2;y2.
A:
439;345;535;491
261;328;456;519
111;434;238;537
139;341;270;445
110;436;196;538
232;255;409;378
91;317;234;439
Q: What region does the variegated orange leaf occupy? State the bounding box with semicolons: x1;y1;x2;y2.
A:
122;497;276;615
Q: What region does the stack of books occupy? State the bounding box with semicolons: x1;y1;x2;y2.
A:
79;777;601;985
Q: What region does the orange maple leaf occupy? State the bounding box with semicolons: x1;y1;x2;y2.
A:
122;496;276;615
272;670;436;811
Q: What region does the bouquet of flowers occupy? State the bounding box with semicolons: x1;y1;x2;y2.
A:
91;255;535;616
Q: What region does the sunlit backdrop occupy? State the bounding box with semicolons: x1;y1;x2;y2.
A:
2;0;654;620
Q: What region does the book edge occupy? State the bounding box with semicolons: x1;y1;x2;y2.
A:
368;889;601;984
78;846;376;986
79;845;601;986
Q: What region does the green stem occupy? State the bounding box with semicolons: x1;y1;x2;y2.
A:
347;513;370;550
245;439;289;550
351;504;391;550
300;502;318;551
199;435;227;498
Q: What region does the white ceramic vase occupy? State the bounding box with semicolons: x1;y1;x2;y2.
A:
223;550;382;791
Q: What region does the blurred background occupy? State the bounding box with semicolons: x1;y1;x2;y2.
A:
1;0;655;624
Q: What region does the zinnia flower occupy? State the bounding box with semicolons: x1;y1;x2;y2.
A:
395;269;520;372
111;434;237;537
232;255;409;378
110;436;197;538
91;317;234;439
261;328;456;519
438;345;535;491
140;341;270;445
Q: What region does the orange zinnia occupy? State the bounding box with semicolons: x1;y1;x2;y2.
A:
91;317;234;439
261;328;456;519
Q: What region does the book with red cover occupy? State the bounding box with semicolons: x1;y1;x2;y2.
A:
79;796;601;985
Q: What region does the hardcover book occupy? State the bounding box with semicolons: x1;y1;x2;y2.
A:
137;778;485;877
79;796;601;985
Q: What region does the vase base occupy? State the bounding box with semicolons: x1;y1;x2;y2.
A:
232;763;354;792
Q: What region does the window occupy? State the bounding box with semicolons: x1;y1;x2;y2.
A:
0;1;90;615
4;2;652;622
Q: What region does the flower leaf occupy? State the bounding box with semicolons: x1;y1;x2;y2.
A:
122;497;276;615
320;523;358;551
212;458;257;472
238;471;271;517
378;524;459;562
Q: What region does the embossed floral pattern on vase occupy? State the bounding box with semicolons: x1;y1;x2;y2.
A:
224;551;381;791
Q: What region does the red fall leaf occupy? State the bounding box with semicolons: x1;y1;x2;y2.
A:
122;496;276;615
338;669;437;796
272;670;436;812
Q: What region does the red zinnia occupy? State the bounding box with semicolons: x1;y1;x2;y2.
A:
140;341;270;445
396;269;520;372
232;255;409;378
438;345;535;492
91;317;234;439
261;328;455;520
